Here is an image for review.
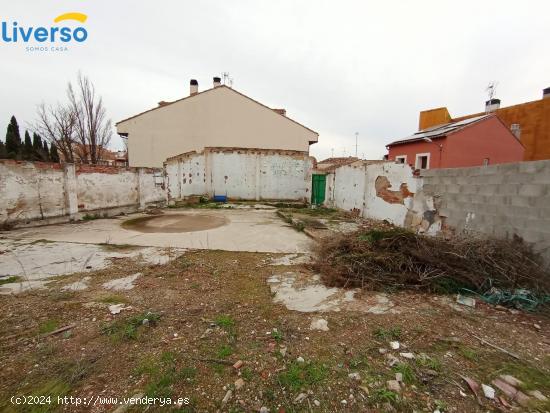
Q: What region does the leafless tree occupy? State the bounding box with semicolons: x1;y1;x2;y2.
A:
67;72;112;164
34;102;77;163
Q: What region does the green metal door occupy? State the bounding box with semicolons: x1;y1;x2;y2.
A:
311;174;326;205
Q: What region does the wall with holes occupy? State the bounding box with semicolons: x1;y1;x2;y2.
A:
165;147;314;201
0;160;165;228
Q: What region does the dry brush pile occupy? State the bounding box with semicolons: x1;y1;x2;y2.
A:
314;228;550;309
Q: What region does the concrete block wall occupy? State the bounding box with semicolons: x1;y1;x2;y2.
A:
419;160;550;259
165;147;313;202
0;160;165;228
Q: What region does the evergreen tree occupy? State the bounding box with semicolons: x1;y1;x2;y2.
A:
5;116;22;159
50;143;60;163
0;140;7;159
23;131;33;160
32;132;44;160
42;140;50;161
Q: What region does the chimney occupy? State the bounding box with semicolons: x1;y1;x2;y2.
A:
544;87;550;99
485;98;500;113
213;76;221;88
190;79;198;96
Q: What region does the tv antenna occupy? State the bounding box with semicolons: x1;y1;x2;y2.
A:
354;132;359;157
486;81;498;101
222;72;233;87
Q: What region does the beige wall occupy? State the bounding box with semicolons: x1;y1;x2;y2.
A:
117;86;318;167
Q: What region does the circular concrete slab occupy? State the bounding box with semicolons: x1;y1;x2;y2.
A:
121;213;228;233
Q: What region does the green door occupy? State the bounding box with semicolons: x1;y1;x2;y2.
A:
311;174;326;205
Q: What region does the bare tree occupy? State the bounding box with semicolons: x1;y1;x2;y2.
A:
67;72;112;164
34;102;77;163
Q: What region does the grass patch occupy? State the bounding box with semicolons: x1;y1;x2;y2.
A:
371;388;399;404
102;311;161;341
98;294;129;304
135;351;194;398
416;354;442;371
215;315;235;329
459;347;479;361
373;326;402;341
39;319;58;334
392;363;416;384
277;361;328;391
493;361;550;391
216;345;233;359
0;276;21;285
99;243;140;251
82;213;101;221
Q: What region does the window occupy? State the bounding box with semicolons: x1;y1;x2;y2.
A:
415;153;430;169
483;158;490;166
395;155;407;164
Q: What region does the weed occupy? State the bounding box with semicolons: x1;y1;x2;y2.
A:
102;311;161;341
371;388;399;404
135;351;193;399
215;315;235;329
82;213;100;221
392;363;416;384
373;326;402;341
459;347;479;361
416;354;442;371
271;329;283;342
0;275;20;285
277;361;327;390
99;243;139;251
241;367;253;381
216;345;233;359
39;319;58;334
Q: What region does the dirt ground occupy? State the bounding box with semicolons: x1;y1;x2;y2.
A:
1;243;549;412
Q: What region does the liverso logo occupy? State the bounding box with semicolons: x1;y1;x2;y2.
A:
1;12;88;52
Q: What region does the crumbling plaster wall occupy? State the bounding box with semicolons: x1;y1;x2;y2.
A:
165;148;313;201
325;161;437;231
0;160;165;228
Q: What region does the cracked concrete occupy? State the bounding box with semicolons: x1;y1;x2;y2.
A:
268;272;399;314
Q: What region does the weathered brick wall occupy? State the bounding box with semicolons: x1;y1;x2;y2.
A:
419;160;550;259
0;160;165;228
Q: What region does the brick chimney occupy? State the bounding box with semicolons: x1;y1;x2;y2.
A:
190;79;198;96
213;77;221;88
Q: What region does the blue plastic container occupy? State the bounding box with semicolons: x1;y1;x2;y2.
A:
213;195;227;202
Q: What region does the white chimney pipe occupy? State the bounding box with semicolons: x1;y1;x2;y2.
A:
544;87;550;99
485;98;500;113
190;79;198;96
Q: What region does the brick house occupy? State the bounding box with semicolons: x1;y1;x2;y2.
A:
386;114;524;170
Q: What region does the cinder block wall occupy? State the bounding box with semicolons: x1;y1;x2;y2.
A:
0;160;165;228
420;160;550;258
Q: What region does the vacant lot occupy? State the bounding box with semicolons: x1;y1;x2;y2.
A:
0;207;549;412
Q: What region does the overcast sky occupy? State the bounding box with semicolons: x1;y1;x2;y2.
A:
1;0;548;160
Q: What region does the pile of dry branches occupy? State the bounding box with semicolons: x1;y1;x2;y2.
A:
314;228;550;297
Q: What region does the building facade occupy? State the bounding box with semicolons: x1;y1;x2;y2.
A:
386;115;524;169
116;78;319;167
418;87;550;161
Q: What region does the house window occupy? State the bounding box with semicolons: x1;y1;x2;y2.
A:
415;153;430;169
395;155;407;164
483;158;490;166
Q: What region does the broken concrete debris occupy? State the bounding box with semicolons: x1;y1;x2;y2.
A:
389;341;400;350
102;272;141;291
387;379;401;393
309;318;329;331
456;294;476;307
481;383;495;399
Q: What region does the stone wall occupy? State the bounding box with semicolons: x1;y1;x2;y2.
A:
0;160;165;228
165;147;314;202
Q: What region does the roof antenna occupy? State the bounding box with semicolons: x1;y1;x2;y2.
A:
486;81;498;101
222;72;234;88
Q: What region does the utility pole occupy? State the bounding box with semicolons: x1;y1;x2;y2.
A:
355;132;359;157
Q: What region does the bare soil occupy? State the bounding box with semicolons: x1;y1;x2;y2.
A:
0;249;549;412
121;214;229;233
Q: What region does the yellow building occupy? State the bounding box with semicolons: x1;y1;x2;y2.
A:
418;87;550;161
